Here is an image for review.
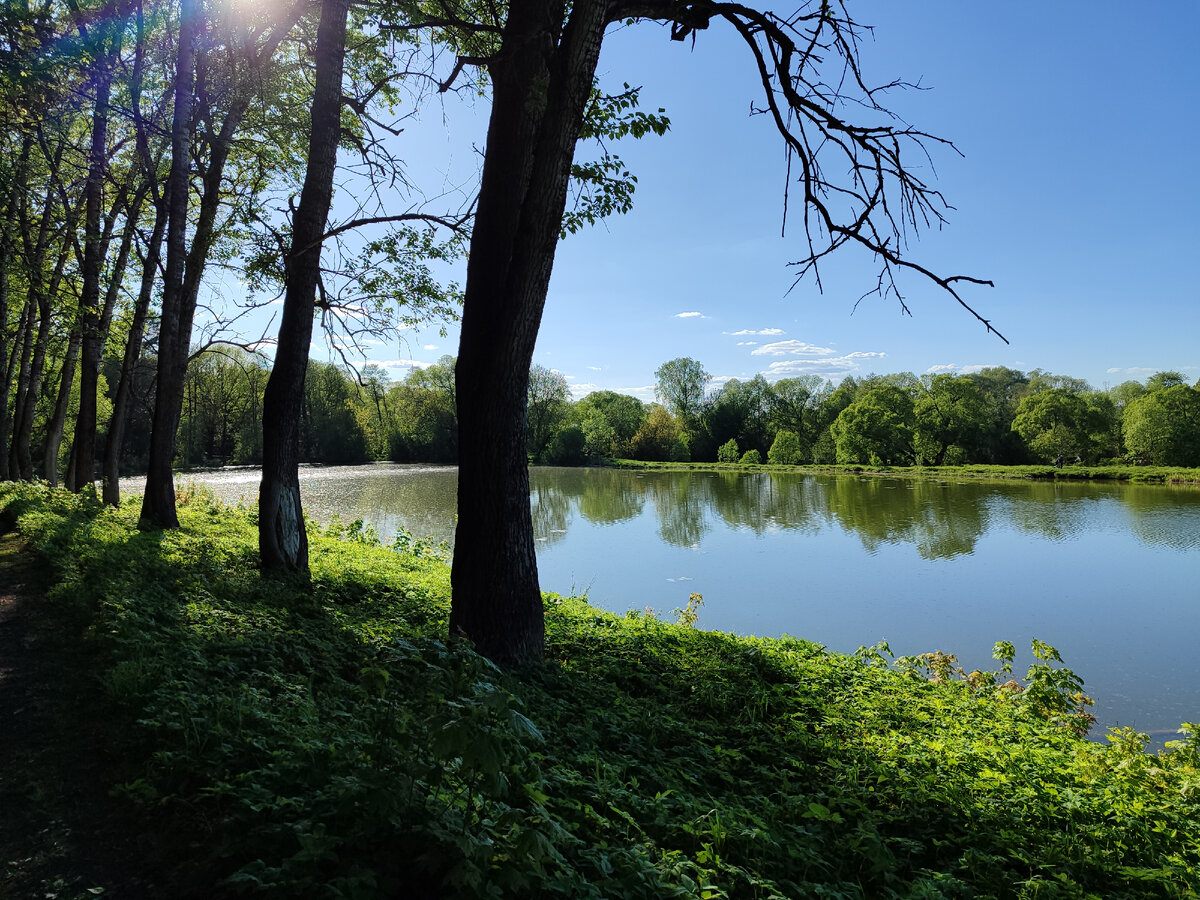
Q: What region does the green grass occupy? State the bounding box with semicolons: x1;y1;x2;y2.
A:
608;459;1200;485
2;482;1199;898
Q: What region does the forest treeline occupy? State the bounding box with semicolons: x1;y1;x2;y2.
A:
142;349;1200;470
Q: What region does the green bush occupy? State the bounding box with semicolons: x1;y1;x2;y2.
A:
716;438;739;463
739;448;761;464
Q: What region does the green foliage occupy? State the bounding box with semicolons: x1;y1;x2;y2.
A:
832;385;916;465
4;484;1200;899
563;84;670;236
766;431;801;465
738;448;761;464
654;358;710;425
716;438;739;463
1123;383;1200;466
631;406;688;462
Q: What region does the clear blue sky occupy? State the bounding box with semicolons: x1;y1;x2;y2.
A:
313;1;1200;401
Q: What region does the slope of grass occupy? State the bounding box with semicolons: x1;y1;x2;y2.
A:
1;482;1197;899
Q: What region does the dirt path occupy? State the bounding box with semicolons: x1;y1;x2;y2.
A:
0;531;157;899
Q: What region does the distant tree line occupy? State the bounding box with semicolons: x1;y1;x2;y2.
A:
142;353;1197;472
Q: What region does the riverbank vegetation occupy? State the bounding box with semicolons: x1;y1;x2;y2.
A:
126;355;1200;479
2;482;1198;898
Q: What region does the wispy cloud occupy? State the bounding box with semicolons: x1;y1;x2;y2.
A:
728;327;785;336
1106;366;1158;376
675;311;705;318
926;363;994;375
736;341;758;347
380;358;433;370
586;365;602;371
761;352;886;380
751;340;836;357
619;384;657;402
423;344;438;351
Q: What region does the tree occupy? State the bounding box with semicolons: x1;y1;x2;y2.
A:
631;406;688;461
1123;384;1200;466
913;374;992;466
527;364;571;461
438;0;1001;663
831;385;916;465
717;438;739;462
1011;388;1096;462
703;375;770;460
767;430;802;465
140;0;305;529
259;0;352;574
577;389;645;456
655;357;710;426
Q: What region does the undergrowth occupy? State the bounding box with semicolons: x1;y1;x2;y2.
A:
2;483;1198;899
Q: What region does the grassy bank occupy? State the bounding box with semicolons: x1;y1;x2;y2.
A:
608;460;1200;485
1;483;1198;898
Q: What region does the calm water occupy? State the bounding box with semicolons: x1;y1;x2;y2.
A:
160;464;1200;740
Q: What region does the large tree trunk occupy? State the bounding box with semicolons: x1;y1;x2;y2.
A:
0;136;33;479
71;48;118;492
258;0;350;574
14;239;72;481
43;326;82;486
449;0;609;664
103;199;167;505
139;0;198;529
140;0;300;529
7;297;35;480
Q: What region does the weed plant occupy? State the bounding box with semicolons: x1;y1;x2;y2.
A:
2;483;1198;898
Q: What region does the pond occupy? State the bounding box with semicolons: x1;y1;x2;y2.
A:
162;463;1200;740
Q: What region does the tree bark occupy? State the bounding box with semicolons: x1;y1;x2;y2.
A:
140;0;302;528
258;0;351;575
0;136;33;479
43;325;82;487
449;0;609;664
71;39;120;492
139;0;199;529
103;199;167;505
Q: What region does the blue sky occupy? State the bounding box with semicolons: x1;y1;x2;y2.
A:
292;1;1200;401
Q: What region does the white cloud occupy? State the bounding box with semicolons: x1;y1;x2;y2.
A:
675;311;705;318
379;358;434;370
1107;366;1158;376
569;382;599;397
736;341;759;347
728;328;785;336
423;344;438;351
709;375;736;386
761;351;885;380
586;365;602;371
926;364;958;374
618;384;657;402
751;340;836;357
927;363;994;375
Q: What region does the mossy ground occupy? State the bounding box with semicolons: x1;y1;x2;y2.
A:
1;482;1197;899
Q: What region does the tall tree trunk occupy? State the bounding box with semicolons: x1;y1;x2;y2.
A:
43;326;81;486
71;46;119;492
449;0;609;664
14;238;72;481
103;199;166;505
8;297;35;480
139;0;198;529
140;0;300;529
0;136;33;479
258;0;350;574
